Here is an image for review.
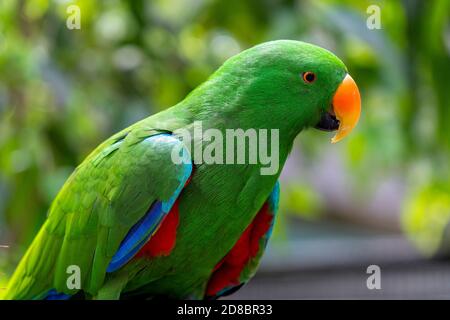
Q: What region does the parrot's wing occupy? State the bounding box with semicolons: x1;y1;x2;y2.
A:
4;131;192;300
205;181;280;299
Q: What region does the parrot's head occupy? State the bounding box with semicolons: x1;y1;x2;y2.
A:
208;40;361;143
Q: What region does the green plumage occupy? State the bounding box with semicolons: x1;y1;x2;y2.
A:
3;40;348;299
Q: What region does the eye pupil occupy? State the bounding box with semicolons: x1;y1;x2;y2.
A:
303;72;316;83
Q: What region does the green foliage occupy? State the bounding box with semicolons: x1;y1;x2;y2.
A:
402;183;450;256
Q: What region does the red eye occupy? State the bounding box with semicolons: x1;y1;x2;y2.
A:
302;72;316;83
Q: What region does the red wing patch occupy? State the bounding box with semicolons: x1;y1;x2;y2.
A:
136;167;194;258
136;201;180;258
206;202;273;297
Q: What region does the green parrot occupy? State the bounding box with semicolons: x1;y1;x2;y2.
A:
3;40;361;300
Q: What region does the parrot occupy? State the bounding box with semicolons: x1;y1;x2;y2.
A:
3;40;361;300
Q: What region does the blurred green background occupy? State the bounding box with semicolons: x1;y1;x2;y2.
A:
0;0;449;297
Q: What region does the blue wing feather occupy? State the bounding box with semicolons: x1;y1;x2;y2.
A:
106;201;164;272
107;133;192;272
44;289;71;300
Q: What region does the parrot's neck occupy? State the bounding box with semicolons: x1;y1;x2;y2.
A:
158;104;294;179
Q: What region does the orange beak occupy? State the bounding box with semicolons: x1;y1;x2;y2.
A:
331;74;361;143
